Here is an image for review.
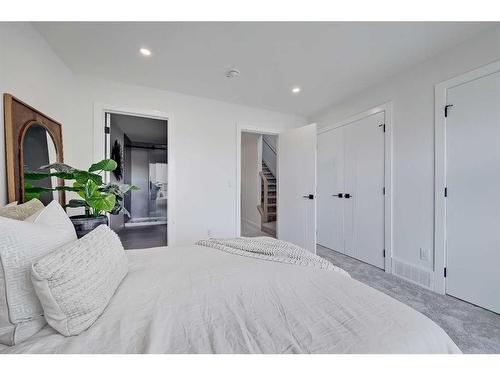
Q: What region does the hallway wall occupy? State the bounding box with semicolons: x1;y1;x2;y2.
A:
241;132;262;229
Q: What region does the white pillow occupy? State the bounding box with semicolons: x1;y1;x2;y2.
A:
4;201;17;207
25;200;77;239
0;202;77;346
31;225;128;336
0;199;44;221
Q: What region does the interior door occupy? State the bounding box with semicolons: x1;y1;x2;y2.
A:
278;123;317;252
317;127;344;252
344;112;385;268
446;71;500;314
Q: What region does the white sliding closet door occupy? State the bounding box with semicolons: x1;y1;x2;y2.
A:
446;71;500;314
317;127;344;252
344;112;385;268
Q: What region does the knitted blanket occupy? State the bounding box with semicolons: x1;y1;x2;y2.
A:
196;237;349;277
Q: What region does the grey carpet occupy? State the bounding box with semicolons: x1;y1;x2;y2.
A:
317;245;500;354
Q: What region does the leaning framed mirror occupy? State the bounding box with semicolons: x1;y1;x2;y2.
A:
3;94;65;206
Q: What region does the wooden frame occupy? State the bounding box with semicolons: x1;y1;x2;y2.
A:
434;60;500;294
3;94;65;206
318;102;393;272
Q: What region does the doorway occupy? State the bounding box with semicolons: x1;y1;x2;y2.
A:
436;64;500;314
317;108;389;270
105;113;168;249
240;132;278;237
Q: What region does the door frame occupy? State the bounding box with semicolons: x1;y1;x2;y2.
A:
235;124;281;237
92;103;174;245
434;60;500;294
318;102;393;272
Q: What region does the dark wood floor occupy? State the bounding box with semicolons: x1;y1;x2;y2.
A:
116;224;167;250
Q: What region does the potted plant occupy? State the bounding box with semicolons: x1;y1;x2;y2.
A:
24;159;138;238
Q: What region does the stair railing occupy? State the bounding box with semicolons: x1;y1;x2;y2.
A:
262;136;277;177
259;171;270;223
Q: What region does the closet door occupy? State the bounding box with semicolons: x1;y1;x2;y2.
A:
344;112;385;268
446;71;500;314
317;127;345;252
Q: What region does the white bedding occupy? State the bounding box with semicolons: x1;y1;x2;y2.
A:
0;245;461;354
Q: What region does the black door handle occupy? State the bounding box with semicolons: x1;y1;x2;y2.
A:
344;193;351;199
332;193;343;198
302;194;315;200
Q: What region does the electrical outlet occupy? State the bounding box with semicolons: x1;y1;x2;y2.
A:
419;248;430;262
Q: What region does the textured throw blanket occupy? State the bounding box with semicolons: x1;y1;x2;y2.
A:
196;237;350;277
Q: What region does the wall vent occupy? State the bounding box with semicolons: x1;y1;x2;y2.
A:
393;258;433;290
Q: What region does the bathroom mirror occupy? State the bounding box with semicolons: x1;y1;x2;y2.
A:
4;94;65;206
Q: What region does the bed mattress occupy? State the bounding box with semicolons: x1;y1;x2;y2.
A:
0;245;461;354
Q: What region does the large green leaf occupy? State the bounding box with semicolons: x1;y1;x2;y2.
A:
74;171;103;186
40;163;77;173
87;193;116;213
24;185;81;193
24;171;77;181
88;159;117;173
24;183;41;201
66;199;89;208
84;180;98;199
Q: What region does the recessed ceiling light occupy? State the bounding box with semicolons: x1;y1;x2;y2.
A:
139;48;152;56
292;87;301;94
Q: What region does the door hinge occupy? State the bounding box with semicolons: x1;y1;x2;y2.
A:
104;126;110;134
383;249;386;258
444;104;454;118
383;187;386;195
444;187;448;197
444;267;447;278
379;123;386;132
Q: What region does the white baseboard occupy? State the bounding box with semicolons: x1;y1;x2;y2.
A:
241;218;261;231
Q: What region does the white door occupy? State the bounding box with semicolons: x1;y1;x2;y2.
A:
446;71;500;314
317;127;344;252
344;112;385;268
278;123;317;252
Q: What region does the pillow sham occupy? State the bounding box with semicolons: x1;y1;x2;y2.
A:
31;225;128;336
0;199;44;221
4;201;17;207
25;200;77;239
0;213;77;345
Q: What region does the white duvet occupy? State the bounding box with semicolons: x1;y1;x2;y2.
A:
0;245;461;354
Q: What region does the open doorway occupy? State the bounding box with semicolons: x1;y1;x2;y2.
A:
106;113;168;249
240;132;278;238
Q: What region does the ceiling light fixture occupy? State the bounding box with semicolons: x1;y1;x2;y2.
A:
292;87;301;94
225;68;241;79
139;48;152;56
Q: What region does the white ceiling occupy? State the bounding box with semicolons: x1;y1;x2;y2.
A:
34;22;497;117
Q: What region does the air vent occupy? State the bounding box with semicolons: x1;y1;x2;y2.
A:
393;258;433;290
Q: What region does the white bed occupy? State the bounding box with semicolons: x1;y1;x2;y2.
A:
0;245;461;354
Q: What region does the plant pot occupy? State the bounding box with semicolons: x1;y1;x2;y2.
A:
70;215;109;238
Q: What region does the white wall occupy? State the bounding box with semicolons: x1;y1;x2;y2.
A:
0;23;85;205
241;132;262;228
0;22;307;246
77;77;306;244
313;27;500;274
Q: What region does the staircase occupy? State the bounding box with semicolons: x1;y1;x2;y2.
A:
258;161;277;236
